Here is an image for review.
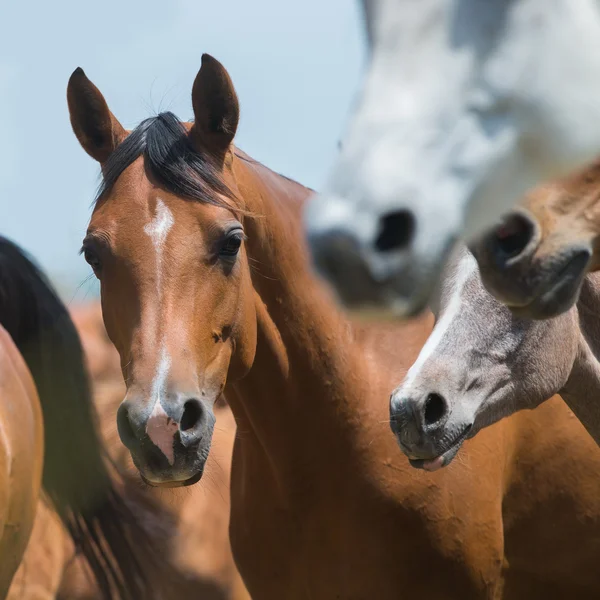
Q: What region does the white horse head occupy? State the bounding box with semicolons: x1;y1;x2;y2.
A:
305;0;600;316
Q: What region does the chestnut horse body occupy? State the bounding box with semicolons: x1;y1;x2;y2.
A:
0;325;43;596
69;56;600;598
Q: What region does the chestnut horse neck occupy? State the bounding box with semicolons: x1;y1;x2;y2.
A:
229;152;407;482
235;152;348;361
0;325;43;596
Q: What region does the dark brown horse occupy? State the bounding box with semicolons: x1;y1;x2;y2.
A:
0;237;177;599
69;54;600;598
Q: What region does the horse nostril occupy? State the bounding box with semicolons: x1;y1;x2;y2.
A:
374;210;415;253
423;393;447;427
116;402;137;448
492;212;535;260
180;399;204;432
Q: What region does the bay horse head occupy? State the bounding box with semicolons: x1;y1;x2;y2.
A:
68;55;257;487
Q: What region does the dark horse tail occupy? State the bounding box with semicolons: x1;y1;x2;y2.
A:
0;236;173;600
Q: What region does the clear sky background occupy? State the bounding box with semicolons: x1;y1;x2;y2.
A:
0;0;364;301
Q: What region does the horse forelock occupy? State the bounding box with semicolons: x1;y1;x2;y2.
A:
96;112;238;211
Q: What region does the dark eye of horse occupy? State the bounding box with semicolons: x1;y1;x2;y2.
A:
83;248;102;272
220;232;243;258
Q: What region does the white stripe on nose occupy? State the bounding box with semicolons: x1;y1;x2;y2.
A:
144;197;174;296
143;198;177;463
402;252;476;389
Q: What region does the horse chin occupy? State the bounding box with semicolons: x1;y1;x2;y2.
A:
405;424;473;472
140;467;204;488
408;444;461;472
133;450;207;488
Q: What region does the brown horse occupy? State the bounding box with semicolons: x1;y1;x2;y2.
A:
69;54;600;598
0;237;178;599
471;156;600;321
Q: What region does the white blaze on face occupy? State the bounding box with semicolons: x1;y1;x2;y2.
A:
144;198;175;295
401;252;476;390
143;198;177;463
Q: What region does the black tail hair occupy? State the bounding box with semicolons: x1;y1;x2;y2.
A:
0;236;172;599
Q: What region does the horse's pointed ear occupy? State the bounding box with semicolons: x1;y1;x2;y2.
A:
67;68;126;163
191;54;240;159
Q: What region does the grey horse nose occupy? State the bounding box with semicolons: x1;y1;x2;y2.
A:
390;392;449;446
488;211;538;265
422;393;448;429
374;210;416;253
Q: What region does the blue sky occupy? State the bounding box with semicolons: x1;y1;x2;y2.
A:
0;0;364;299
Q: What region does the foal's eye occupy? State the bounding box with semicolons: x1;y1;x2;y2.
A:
219;231;244;258
83;247;102;273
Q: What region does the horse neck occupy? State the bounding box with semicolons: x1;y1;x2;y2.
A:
227;153;372;480
561;274;600;445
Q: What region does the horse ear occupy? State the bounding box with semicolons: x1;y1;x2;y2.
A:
191;54;240;159
67;68;126;163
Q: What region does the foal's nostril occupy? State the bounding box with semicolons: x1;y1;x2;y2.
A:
180;399;204;432
374;210;416;253
492;212;535;260
423;393;447;427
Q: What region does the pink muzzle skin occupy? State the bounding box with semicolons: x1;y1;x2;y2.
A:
146;401;178;465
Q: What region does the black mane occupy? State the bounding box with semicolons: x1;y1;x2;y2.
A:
97;111;235;206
